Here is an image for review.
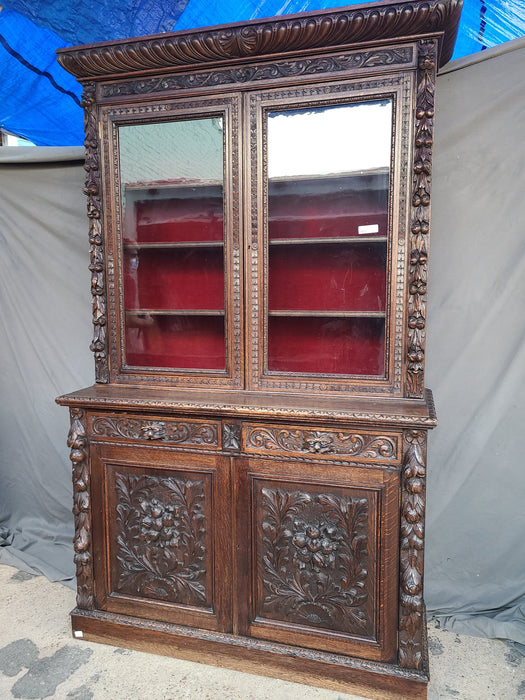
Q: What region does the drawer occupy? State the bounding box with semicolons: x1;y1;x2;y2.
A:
242;423;401;464
88;413;221;450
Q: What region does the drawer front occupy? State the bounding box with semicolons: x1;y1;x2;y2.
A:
242;423;401;464
88;413;221;450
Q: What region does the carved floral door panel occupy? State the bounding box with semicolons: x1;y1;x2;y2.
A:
235;458;399;661
90;444;232;632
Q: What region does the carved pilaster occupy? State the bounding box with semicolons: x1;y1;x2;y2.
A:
406;40;438;398
67;408;93;609
399;429;427;669
82;82;109;383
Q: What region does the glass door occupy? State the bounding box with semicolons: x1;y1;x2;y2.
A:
246;85;402;394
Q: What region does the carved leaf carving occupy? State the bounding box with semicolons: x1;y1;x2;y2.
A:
112;472;207;606
257;486;371;635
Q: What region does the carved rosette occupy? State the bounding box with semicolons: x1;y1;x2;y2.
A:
67;408;93;609
222;422;241;451
90;416;218;446
399;430;427;669
258;486;371;635
113;472;207;605
406;40;438;398
82;82;109;383
246;426;398;461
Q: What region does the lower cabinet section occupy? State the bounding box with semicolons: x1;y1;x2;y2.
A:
65;409;431;699
89;441;399;661
90;444;232;631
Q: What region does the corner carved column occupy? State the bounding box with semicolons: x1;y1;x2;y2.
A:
399;429;427;669
67;408;94;609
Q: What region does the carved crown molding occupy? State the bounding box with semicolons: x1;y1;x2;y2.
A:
57;0;462;79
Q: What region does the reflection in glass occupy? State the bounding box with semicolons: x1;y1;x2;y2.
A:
266;101;392;377
119;118;226;371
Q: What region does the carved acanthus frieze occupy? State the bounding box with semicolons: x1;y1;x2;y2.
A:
91;416;218;446
67;408;93;609
257;486;371;635
113;472;207;605
245;426;398;462
399;429;427;669
100;48;414;99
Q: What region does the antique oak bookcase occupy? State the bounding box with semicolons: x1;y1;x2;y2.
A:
56;2;462;697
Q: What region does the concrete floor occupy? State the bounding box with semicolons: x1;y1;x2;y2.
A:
1;563;523;700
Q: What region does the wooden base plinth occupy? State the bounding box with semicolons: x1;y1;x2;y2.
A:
71;608;428;700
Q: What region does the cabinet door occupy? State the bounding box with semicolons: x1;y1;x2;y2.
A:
91;444;232;632
245;75;413;396
235;458;398;661
102;94;243;388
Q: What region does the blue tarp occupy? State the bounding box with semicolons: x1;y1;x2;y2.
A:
0;0;524;146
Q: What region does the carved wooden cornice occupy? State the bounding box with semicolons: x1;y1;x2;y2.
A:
57;0;462;80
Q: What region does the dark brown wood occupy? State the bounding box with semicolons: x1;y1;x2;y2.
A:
56;2;459;697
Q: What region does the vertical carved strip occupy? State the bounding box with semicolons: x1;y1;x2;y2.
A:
406;40;437;398
67;408;93;609
399;429;427;669
82;82;109;382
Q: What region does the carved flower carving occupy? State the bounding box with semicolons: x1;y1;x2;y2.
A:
140;422;167;440
138;498;181;549
290;519;341;572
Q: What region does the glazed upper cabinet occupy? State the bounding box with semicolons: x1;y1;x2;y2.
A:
57;2;462;698
98;62;410;395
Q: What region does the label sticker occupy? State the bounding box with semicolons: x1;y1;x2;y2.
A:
358;224;379;235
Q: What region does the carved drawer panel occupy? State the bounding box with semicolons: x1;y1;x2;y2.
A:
242;423;401;464
89;413;220;450
90;444;231;631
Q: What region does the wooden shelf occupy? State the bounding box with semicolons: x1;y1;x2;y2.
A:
269;236;387;245
126;309;225;316
268;310;385;318
124;241;224;250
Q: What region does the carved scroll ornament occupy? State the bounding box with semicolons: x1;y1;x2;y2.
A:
246;426;398;462
91;416;218;446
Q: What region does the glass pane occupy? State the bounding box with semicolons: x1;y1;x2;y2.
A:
266;100;392;377
119;117;225;370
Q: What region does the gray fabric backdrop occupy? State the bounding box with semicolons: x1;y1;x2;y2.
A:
1;41;524;646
